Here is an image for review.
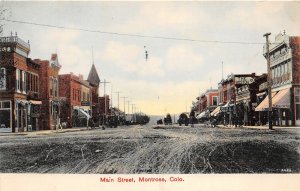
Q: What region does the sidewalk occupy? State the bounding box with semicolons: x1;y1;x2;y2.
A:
0;127;96;137
160;123;300;130
215;124;300;130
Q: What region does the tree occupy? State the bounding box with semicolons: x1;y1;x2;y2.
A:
0;2;8;36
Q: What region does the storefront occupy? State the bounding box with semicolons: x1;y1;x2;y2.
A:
0;100;12;132
72;105;91;127
15;99;42;132
28;100;41;131
255;88;291;126
50;100;60;130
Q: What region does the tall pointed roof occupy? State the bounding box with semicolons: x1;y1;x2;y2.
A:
87;64;100;86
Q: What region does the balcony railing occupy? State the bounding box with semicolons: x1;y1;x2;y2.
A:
0;36;30;49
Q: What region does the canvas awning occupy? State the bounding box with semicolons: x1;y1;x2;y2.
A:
255;90;289;111
73;107;91;119
256;92;266;97
255;92;277;111
211;106;221;116
196;111;209;119
16;99;29;105
272;88;290;108
29;100;42;105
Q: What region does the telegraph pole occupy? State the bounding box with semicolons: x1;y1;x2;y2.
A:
127;100;130;114
121;96;128;115
100;79;110;124
110;85;113;110
131;103;135;123
263;33;273;130
114;91;121;114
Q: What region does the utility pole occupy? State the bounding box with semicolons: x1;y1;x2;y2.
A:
131;103;135;123
121;96;128;115
114;91;121;116
110;85;113;111
263;32;273;130
127;100;130;114
100;79;110;124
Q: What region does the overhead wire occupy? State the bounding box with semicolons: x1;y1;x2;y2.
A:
3;18;276;45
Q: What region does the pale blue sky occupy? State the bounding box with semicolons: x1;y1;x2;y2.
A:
2;1;300;115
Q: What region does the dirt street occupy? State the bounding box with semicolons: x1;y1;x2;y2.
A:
0;125;299;173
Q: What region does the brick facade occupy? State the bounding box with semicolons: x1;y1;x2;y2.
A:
35;54;61;130
0;35;41;132
59;73;92;128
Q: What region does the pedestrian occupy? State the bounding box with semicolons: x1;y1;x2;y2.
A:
88;117;95;129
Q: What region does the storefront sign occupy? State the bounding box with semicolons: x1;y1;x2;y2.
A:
81;101;90;106
235;77;254;85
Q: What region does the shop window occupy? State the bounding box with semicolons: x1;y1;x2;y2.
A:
0;68;6;90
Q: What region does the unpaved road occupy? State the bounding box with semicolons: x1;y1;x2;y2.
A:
0;125;300;173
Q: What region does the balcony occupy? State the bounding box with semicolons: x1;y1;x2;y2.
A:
0;36;30;49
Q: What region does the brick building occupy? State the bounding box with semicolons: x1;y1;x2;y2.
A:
59;73;92;128
212;73;259;125
0;34;42;132
35;54;61;130
196;89;218;120
257;32;300;126
235;73;267;126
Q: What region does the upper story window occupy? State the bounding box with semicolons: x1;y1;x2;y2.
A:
54;78;58;97
212;96;218;106
22;71;26;94
15;69;21;92
0;68;6;90
50;77;53;96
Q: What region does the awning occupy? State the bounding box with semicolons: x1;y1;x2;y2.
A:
255;92;277;111
211;106;221;116
29;100;42;105
16;100;29;105
73;107;91;119
196;111;209;119
273;88;290;108
256;92;266;97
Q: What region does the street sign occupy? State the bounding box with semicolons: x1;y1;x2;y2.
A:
235;76;255;85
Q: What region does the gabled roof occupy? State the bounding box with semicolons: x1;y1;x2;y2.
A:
87;64;100;86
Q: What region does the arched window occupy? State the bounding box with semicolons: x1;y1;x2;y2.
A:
50;77;53;96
